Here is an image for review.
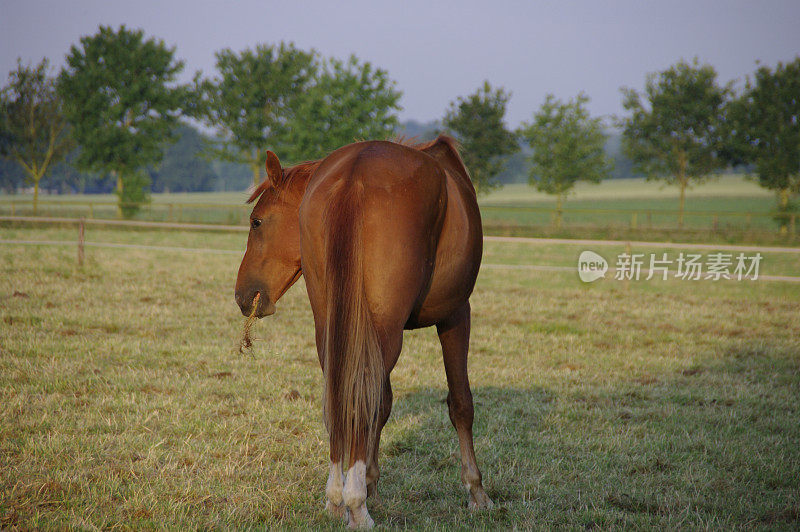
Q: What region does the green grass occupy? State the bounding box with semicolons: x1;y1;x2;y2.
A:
478;177;793;242
2;175;795;245
485;174;772;202
1;227;799;529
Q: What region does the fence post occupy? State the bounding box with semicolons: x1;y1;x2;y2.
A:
631;212;638;230
77;218;85;266
10;202;15;216
169;203;174;221
791;214;796;237
712;215;719;233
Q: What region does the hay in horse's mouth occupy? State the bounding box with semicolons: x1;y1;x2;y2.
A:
238;292;260;353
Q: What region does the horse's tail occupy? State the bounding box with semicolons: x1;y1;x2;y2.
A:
322;180;384;466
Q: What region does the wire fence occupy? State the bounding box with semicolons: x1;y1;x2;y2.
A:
2;215;799;282
1;199;796;240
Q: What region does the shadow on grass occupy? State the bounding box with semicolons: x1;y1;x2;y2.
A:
366;343;800;529
371;385;554;528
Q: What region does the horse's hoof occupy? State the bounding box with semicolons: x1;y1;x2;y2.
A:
468;487;494;510
325;500;348;521
346;503;374;529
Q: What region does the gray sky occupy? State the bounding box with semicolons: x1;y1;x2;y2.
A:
2;0;798;127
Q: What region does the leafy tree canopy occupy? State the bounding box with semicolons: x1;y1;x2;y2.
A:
194;43;316;185
57;25;188;215
149;124;217;193
619;58;730;225
283;55;402;162
519;93;611;199
726;57;800;212
0;58;74;211
443;81;518;194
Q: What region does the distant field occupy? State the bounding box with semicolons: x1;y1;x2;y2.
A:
479;176;786;239
0;174;775;206
485;174;772;203
1;226;799;529
0;175;794;244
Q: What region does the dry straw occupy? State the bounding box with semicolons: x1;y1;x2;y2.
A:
238;292;260;354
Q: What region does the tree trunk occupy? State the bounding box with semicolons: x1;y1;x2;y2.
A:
555;193;564;229
677;149;688;230
114;170;123;219
779;188;790;235
33;178;40;215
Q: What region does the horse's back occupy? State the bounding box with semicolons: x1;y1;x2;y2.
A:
299;141;448;336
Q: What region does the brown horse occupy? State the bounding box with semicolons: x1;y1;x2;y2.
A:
235;136;492;528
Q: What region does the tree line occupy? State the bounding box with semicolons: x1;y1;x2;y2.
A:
0;26;402;216
1;25;798;227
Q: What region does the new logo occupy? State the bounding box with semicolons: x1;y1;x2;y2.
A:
578;250;608;282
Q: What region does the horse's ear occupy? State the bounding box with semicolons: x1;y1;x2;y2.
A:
265;150;283;186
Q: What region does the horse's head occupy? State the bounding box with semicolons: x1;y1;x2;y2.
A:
234;151;316;317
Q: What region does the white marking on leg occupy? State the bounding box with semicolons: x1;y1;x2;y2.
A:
325;461;347;520
326;462;344;504
342;460;373;528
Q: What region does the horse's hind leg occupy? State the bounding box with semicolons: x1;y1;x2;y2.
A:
343;436;374;528
367;376;393;499
325;444;347;521
436;303;493;509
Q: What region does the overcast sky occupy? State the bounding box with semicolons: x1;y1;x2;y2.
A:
2;0;798;127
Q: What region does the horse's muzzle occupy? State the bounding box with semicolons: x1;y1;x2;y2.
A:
235;289;276;318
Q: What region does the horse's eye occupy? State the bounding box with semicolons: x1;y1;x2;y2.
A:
251;218;262;229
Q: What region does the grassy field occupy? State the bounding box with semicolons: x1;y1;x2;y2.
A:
1;226;799;529
1;175;794;244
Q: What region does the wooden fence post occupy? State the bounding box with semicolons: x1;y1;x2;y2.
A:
631;212;638;230
77;218;85;266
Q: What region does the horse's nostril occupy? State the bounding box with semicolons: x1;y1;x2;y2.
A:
235;288;264;317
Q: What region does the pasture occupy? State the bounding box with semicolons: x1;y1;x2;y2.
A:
1;175;794;244
1;225;799;529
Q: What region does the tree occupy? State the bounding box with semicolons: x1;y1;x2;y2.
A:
57;25;187;217
443;81;518;194
0;58;74;213
619;58;729;227
283;55;402;162
519;93;612;226
195;43;316;186
149;124;217;193
726;58;800;232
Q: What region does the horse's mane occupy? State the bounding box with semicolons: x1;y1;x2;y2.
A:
246;135;470;204
247;160;321;204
